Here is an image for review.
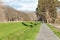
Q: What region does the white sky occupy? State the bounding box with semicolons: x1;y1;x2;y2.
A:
0;0;60;11
1;0;38;11
59;0;60;1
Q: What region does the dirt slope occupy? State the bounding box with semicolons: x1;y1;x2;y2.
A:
56;11;60;24
0;5;37;22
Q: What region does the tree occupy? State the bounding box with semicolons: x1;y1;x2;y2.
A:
36;0;58;23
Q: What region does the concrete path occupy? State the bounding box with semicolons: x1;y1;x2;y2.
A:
36;23;60;40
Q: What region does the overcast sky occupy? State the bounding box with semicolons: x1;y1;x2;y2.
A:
1;0;38;11
1;0;60;11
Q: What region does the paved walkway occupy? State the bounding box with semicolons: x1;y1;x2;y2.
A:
36;23;60;40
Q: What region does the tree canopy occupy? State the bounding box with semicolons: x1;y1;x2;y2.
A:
36;0;58;23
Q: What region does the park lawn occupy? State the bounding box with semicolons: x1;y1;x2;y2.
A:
47;24;60;38
0;21;41;40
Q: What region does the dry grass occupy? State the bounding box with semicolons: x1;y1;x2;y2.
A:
56;11;60;24
0;5;37;22
47;24;60;38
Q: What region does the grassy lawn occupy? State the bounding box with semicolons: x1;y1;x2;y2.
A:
47;24;60;38
0;21;41;40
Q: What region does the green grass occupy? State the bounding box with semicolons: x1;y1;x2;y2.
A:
0;21;41;40
47;24;60;38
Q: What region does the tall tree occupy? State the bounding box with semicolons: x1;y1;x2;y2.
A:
36;0;58;23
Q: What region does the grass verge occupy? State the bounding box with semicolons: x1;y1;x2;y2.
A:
47;23;60;38
0;21;41;40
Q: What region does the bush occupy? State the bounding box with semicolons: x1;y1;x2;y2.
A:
22;22;28;26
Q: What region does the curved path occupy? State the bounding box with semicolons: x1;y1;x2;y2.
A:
36;23;60;40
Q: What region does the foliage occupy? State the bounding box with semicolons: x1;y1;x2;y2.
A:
36;0;58;23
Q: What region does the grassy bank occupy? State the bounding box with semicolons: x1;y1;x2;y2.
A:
0;21;41;40
47;24;60;38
